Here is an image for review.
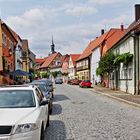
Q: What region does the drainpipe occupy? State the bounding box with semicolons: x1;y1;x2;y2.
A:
137;35;139;94
134;4;140;94
133;34;137;94
133;33;139;94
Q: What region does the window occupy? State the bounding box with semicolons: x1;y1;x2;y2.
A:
85;60;88;66
116;48;120;54
35;88;43;104
120;64;132;80
128;67;132;79
0;90;36;108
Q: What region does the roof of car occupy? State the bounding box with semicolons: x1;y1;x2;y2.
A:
0;85;37;90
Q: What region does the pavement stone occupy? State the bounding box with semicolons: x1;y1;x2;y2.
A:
45;84;140;140
92;85;140;107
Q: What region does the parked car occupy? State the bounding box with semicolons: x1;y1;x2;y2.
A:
55;78;63;84
0;85;49;140
28;83;53;114
70;79;80;85
79;80;92;88
32;79;54;98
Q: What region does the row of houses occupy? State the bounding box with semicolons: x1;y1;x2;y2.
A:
35;5;140;95
76;4;140;95
35;39;80;82
0;19;36;85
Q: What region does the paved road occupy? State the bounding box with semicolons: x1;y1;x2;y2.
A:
45;84;140;140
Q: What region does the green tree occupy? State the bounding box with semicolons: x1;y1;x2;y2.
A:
51;71;59;78
96;51;116;87
42;72;49;78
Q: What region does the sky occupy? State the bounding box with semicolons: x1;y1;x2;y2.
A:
0;0;140;57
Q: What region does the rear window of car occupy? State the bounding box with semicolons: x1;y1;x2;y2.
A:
84;80;90;82
0;90;36;108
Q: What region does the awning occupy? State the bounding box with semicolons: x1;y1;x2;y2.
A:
9;69;30;76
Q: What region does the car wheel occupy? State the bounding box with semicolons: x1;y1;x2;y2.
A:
46;111;50;127
40;125;45;140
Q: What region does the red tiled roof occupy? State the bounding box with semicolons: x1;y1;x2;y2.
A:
41;53;58;68
77;32;108;61
1;20;17;43
35;58;45;64
101;28;126;55
70;54;81;66
77;28;126;61
60;54;69;63
111;19;140;48
7;26;22;42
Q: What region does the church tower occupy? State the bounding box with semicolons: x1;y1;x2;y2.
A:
51;36;55;54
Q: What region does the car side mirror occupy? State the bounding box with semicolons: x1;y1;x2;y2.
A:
40;100;48;106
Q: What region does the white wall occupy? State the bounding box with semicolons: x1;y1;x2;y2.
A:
90;47;101;84
68;56;75;79
113;37;135;94
15;39;22;70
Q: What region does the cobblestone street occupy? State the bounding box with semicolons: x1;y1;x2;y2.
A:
45;84;140;140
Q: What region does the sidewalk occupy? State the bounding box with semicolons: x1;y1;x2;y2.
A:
92;85;140;108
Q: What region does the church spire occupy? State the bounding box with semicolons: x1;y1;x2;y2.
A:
51;35;55;54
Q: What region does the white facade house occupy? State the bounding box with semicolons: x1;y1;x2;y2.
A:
68;56;75;79
110;5;140;94
111;37;135;94
15;38;22;70
90;46;101;84
68;54;80;79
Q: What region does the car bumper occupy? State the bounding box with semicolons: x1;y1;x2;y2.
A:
0;128;40;140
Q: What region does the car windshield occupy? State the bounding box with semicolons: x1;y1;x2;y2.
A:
38;85;47;92
0;90;36;108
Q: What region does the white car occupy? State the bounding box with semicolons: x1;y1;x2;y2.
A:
0;85;49;140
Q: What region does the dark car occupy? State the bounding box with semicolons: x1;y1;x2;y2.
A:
32;79;54;98
79;80;92;88
55;78;63;84
28;82;53;114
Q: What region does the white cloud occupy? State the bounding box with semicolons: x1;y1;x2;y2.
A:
101;14;133;28
3;1;135;58
0;0;25;1
6;8;45;29
66;6;97;16
5;6;100;57
88;0;125;5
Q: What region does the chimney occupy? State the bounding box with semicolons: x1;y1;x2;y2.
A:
101;29;104;35
135;4;140;22
120;24;124;31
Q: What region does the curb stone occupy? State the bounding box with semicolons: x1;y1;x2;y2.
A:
91;89;140;108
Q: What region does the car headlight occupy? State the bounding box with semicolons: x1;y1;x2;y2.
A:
14;123;38;134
